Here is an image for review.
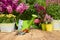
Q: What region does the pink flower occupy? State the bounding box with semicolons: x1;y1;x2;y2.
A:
6;5;13;13
0;2;4;6
34;19;40;24
44;14;48;21
46;0;49;5
12;0;19;4
34;3;45;13
25;4;29;10
0;7;2;12
39;6;45;11
16;3;29;14
44;14;53;23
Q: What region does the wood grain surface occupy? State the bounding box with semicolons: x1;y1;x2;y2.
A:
0;29;60;40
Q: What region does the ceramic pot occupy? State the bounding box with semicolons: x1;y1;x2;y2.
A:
52;20;60;30
45;24;53;31
0;23;15;32
41;24;46;31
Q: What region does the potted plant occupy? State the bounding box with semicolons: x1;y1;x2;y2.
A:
0;14;16;32
44;14;53;31
0;0;19;32
46;4;60;30
34;3;53;31
34;3;46;30
15;2;39;33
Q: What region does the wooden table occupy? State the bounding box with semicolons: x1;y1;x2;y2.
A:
0;29;60;40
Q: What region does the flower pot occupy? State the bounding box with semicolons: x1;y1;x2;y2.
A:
0;24;1;31
45;24;53;31
52;20;60;30
0;23;15;32
41;24;46;31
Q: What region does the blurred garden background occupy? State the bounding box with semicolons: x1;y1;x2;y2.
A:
0;0;60;40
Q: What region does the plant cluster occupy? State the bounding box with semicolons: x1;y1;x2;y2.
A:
0;14;16;23
46;4;60;20
0;0;53;24
0;0;19;13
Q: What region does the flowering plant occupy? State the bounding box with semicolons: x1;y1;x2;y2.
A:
44;14;53;24
16;2;32;20
34;3;46;23
16;3;29;14
30;3;46;29
34;3;53;24
0;14;16;23
0;0;19;13
46;4;60;20
0;0;29;23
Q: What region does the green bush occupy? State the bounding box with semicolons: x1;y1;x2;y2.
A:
46;4;60;20
26;0;36;4
36;0;46;7
0;14;16;23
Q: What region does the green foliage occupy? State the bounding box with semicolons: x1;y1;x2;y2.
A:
32;24;41;29
19;5;38;20
26;0;46;6
13;4;38;26
26;0;36;4
14;0;46;20
21;0;26;3
0;14;16;23
46;4;60;20
36;0;46;7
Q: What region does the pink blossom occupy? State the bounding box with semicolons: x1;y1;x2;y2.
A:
45;14;49;18
44;14;53;23
0;2;4;6
12;0;19;4
16;3;29;14
0;7;2;12
39;6;45;11
44;14;49;21
34;3;45;13
6;5;13;13
46;0;49;5
34;19;40;24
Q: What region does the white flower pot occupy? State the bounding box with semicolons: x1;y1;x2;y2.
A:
0;23;15;32
52;20;60;30
0;24;1;31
